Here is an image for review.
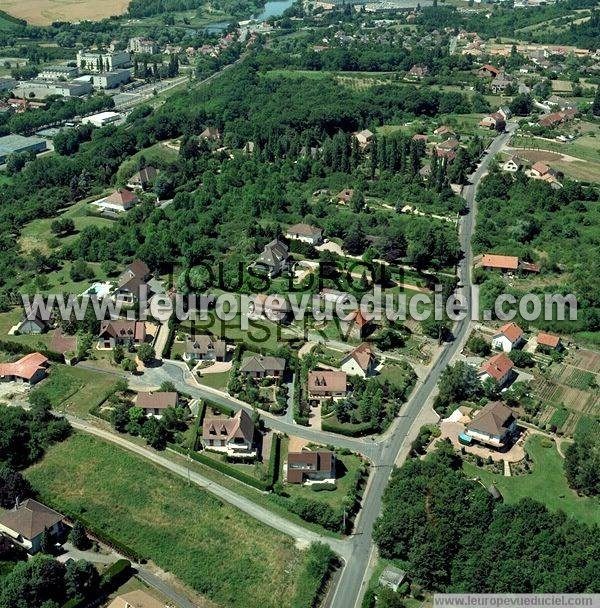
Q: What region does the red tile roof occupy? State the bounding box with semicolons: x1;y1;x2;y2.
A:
0;352;49;382
135;391;177;410
308;370;347;395
481;254;519;270
538;332;561;348
479;353;514;381
496;322;524;343
343;309;373;328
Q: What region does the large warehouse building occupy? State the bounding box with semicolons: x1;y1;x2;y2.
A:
0;134;48;165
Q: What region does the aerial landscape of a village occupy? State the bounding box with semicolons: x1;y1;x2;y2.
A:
0;0;598;606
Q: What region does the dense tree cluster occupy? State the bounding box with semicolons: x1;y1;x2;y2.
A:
564;419;600;496
0;556;100;608
0;404;71;469
374;443;600;592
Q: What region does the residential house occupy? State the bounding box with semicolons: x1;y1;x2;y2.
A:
340;342;378;378
408;64;429;78
490;73;513;93
13;311;49;335
341;308;374;340
0;353;49;385
438;138;459;151
253;238;289;277
127;166;158;191
202;409;255;455
239;355;286;379
354;129;374;149
478;64;501;77
480;253;519;273
337;188;354;204
49;329;78;365
527;162;562;188
498;106;512;120
466;401;517;449
492;322;524;352
249;293;291;323
436;148;456;163
183;335;227;362
93;188;138;213
286;223;323;246
538;109;576;128
308;370;347;402
97;320;146;349
545;95;577;111
478;353;514;387
379;566;407;593
108;590;166;608
0;499;64;555
135;391;178;416
412;134;428;143
200;126;221;141
433;125;455;138
285;451;336;484
537;332;562;352
114;260;151;304
479;112;506;131
502;155;524;172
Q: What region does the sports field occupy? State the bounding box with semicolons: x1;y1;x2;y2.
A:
0;0;129;25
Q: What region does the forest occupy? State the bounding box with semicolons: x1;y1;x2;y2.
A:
373;443;600;592
0;64;470;309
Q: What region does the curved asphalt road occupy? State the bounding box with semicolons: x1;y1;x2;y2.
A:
327;123;518;608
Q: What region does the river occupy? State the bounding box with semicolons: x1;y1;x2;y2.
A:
204;0;295;34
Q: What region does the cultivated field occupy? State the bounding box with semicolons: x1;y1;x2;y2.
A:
0;0;129;25
532;349;600;435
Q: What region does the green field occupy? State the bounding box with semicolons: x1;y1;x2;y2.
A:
30;365;120;417
19;195;114;255
0;307;53;349
463;435;600;526
26;433;318;608
196;370;230;390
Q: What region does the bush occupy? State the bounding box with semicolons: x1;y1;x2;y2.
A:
290;543;337;608
168;443;272;491
321;419;376;437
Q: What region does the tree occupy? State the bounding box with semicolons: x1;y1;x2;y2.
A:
509;93;533;116
112;343;125;365
159;380;176;392
50;218;75;236
40;527;54;554
467;335;491;356
69;259;94;282
0;465;33;508
29;391;52;418
564;419;600;496
141;417;169;450
64;560;100;600
137;343;155;365
122;358;137;372
68;521;90;551
592;85;600;117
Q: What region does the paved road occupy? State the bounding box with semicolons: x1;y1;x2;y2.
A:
66;415;351;560
327;123;518;608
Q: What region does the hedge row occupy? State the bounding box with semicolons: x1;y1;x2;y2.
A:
63;511;145;562
267;433;281;486
321;419;376;437
168;443;272;491
88;382;123;421
291;543;337;608
0;339;64;363
162;315;176;359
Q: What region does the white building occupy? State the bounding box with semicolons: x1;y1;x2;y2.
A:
492;322;524;352
37;65;79;80
12;80;92;99
92;69;131;89
128;37;159;54
81;111;122;128
77;49;131;73
285;223;323;245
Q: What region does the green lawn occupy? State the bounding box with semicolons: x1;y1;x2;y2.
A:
30;365;120;417
463;435;600;526
281;439;364;510
197;370;230;391
116;143;179;185
19;195;114;255
26;433;318;608
0;308;53;349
